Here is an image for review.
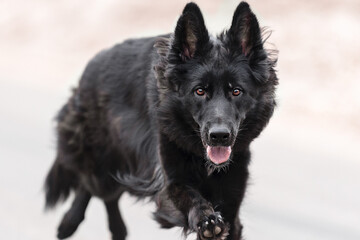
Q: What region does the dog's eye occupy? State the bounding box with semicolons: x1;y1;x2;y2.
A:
195;88;205;96
232;88;243;96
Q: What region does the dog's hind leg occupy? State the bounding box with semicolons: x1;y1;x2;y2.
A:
104;197;127;240
57;188;91;239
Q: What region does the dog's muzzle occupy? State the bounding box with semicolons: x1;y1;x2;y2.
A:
204;124;234;164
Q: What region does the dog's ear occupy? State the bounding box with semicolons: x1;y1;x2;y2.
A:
228;2;262;56
172;2;209;61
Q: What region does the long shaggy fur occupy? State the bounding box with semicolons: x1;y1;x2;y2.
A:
44;2;278;240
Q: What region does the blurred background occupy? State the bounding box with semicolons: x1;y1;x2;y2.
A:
0;0;359;239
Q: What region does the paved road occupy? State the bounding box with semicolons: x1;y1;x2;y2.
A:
1;0;359;239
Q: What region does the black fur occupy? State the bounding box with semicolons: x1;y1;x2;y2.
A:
44;2;278;240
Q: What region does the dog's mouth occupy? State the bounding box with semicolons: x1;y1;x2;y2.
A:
206;146;232;165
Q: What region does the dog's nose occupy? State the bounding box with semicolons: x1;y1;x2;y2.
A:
209;127;231;145
210;131;229;141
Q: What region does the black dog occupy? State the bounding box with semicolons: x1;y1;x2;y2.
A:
44;2;278;240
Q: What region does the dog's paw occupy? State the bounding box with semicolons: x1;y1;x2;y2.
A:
197;212;229;240
57;213;82;239
57;221;79;239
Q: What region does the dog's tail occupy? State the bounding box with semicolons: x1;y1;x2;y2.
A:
113;165;164;199
44;160;77;209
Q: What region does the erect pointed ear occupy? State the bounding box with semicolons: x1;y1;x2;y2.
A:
228;2;262;56
172;2;209;61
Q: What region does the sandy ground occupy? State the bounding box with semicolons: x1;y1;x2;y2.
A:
0;0;359;239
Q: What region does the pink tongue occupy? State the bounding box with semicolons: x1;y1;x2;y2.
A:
206;146;231;164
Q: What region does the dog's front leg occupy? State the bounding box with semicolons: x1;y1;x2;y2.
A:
159;137;229;239
167;183;229;240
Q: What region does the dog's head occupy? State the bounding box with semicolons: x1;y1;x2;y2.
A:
154;2;277;169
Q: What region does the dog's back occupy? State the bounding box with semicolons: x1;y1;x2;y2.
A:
44;36;166;239
45;36;160;200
